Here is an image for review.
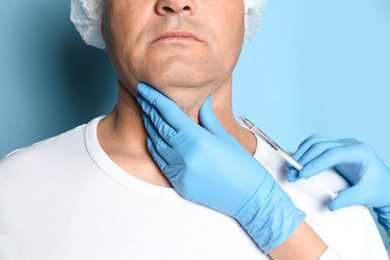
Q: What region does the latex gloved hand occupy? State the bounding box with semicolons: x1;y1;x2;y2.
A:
136;83;306;254
286;134;390;232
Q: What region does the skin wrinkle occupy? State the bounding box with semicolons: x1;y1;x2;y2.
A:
98;0;256;187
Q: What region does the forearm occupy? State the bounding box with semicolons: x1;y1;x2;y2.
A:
269;221;328;260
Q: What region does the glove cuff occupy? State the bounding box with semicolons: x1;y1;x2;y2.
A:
374;206;390;232
234;178;306;254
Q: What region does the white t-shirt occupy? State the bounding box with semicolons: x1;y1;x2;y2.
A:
0;116;388;259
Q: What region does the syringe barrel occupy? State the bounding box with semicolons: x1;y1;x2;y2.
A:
249;125;302;171
276;149;303;172
237;112;339;200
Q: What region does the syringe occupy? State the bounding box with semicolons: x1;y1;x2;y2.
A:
212;92;338;199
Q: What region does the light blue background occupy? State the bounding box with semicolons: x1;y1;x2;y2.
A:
1;0;389;249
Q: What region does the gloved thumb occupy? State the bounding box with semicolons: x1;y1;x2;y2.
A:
328;185;363;211
199;96;228;137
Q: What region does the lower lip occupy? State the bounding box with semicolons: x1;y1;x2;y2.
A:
158;37;198;42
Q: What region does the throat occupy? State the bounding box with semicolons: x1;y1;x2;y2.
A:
97;107;173;188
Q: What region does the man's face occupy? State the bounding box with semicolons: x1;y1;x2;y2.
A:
103;0;245;98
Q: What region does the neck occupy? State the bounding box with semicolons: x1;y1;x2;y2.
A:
97;78;256;187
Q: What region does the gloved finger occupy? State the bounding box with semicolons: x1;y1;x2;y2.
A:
287;137;359;172
328;184;365;211
374;208;390;232
297;141;344;170
299;145;365;179
142;112;175;163
286;140;341;182
137;83;196;131
286;134;330;170
338;137;360;146
286;168;300;182
146;137;168;173
199;96;230;139
138;95;177;145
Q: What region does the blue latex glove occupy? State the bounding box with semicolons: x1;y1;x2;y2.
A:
286;134;390;231
136;83;306;254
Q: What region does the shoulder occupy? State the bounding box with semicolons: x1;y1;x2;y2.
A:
0;122;88;175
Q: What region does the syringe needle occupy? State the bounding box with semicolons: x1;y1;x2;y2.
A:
211;92;241;117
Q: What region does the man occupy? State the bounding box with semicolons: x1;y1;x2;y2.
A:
0;0;388;259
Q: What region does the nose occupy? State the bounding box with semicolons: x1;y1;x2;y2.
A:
156;0;196;16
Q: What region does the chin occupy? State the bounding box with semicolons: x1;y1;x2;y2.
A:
143;58;215;89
